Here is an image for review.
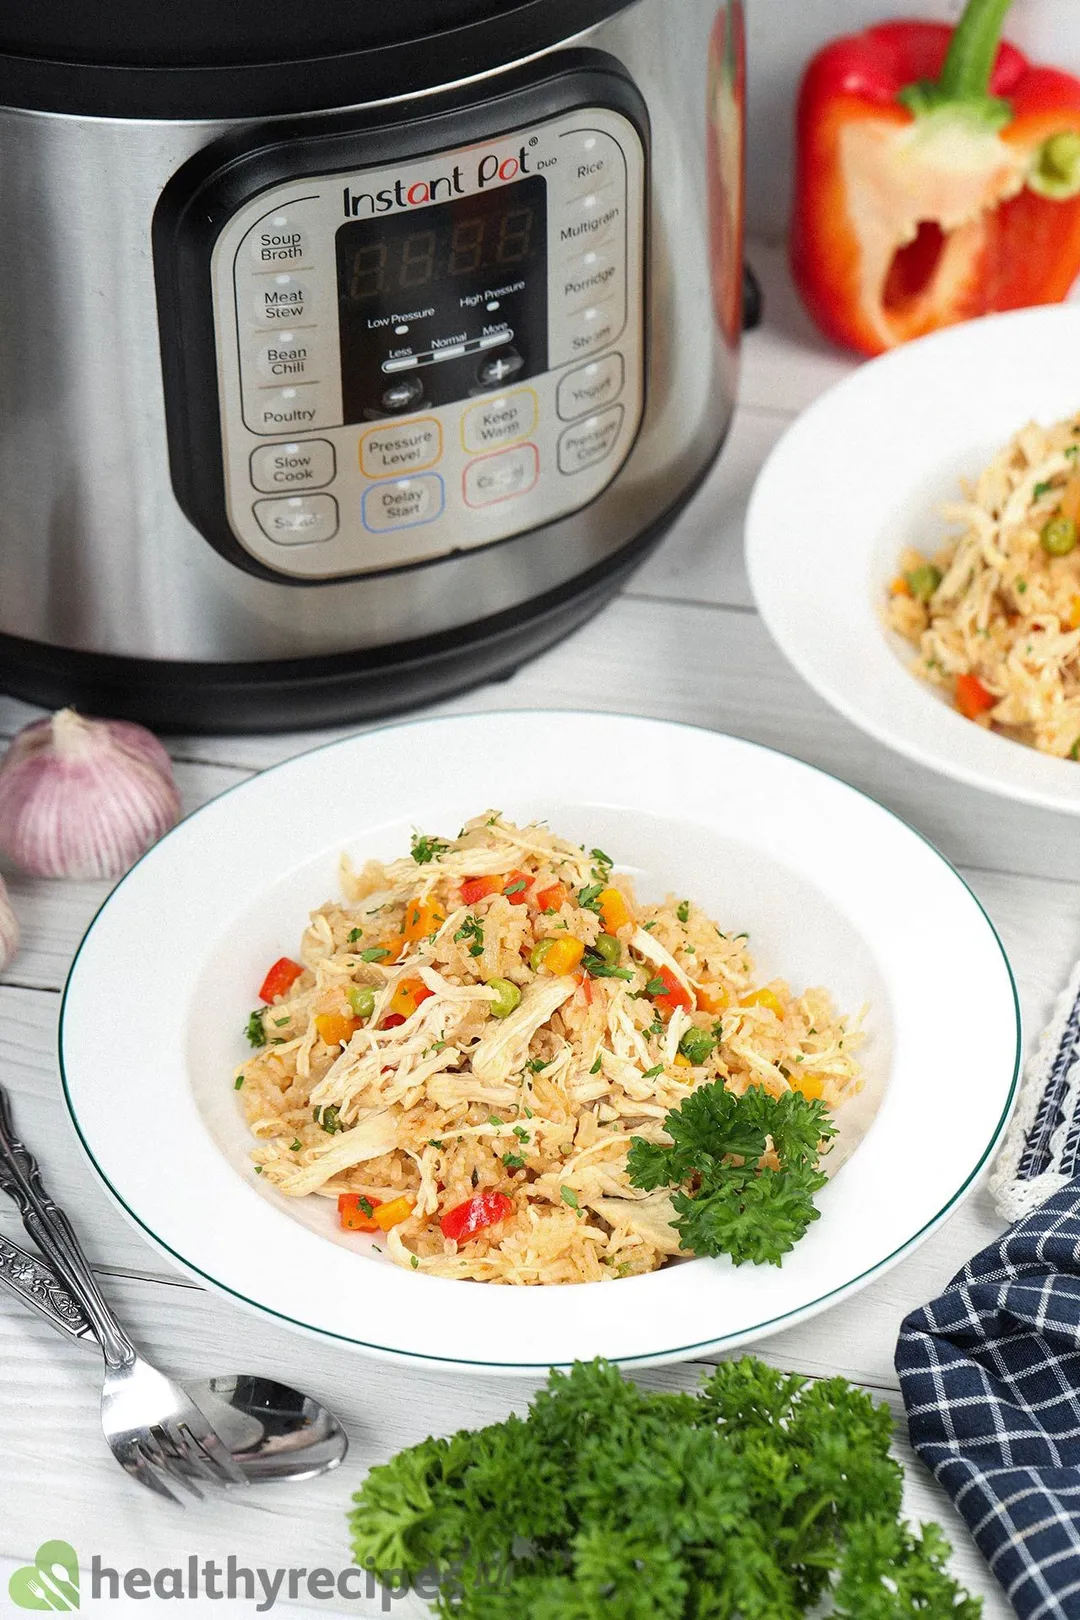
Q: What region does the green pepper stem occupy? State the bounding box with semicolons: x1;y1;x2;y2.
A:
936;0;1014;101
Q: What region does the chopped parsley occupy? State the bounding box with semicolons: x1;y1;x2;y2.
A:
254;1166;263;1174
676;899;690;923
359;946;391;962
502;1153;526;1170
427;1139;442;1149
1016;578;1028;594
560;1186;580;1210
234;1075;245;1090
526;1058;550;1073
410;1254;419;1269
576;881;606;915
319;1105;342;1134
583;953;634;981
1033;479;1056;499
358;1196;375;1217
678;1025;718;1066
642;1063;664;1079
289;1139;302;1152
454;915;485;957
410;832;450;864
347;927;363;942
244;1010;265;1048
589;1054;602;1075
503;877;527;897
643;976;666;997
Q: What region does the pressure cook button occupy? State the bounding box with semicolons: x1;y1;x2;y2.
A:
253;335;320;384
557;353;625;421
476;348;525;388
250;439;336;493
381;376;425;412
248;217;311;267
558;405;625;475
462;388;538;454
251;273;312;326
362;474;444;532
463;444;539;508
253;493;339;545
359;418;442;478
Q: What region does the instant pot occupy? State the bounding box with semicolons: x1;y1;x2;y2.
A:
0;1;745;730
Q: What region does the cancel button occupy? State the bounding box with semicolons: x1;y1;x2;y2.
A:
557;405;625;475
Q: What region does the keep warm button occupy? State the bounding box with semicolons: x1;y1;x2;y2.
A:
557;405;625;475
363;474;444;532
462;389;537;454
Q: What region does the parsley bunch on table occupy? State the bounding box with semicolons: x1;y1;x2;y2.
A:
348;1356;980;1619
627;1080;837;1266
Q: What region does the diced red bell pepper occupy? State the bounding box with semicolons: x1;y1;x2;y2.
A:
792;0;1080;356
258;957;304;1003
534;881;570;912
650;966;694;1019
381;1013;407;1029
460;875;504;905
956;672;997;719
338;1193;382;1232
502;870;533;905
440;1189;514;1243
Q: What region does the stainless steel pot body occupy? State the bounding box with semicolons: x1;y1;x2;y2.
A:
0;0;743;667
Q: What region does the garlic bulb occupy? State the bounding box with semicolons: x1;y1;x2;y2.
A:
0;709;181;880
0;873;18;971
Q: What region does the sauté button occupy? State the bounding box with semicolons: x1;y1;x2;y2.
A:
253;493;339;544
463;444;540;508
362;474;444;532
462;389;538;454
558;405;625;474
359;418;442;478
250;439;336;493
557;353;625;420
251;273;313;326
248;216;311;267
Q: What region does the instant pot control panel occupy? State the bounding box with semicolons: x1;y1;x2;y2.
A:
156;74;647;582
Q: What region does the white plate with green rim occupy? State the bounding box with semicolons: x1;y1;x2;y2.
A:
60;711;1020;1372
747;304;1080;814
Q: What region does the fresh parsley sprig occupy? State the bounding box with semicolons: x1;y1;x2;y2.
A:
627;1080;837;1266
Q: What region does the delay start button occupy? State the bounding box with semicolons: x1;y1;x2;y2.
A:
250;440;336;493
362;474;445;532
558;405;625;475
253;493;339;545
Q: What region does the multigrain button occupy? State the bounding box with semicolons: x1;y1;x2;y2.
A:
250;439;336;493
558;405;625;474
557;191;622;251
254;493;338;544
462;389;538;453
463;444;539;508
557;353;625;421
359;418;441;477
362;474;444;532
251;273;313;325
248;216;311;266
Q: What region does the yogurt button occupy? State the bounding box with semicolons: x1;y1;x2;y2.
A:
253;493;338;545
250;439;336;492
557;353;625;421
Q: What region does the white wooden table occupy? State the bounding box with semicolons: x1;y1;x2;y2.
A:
4;243;1073;1618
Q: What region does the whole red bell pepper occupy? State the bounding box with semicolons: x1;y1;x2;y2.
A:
792;0;1080;355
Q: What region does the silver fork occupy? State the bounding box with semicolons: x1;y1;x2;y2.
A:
0;1084;245;1505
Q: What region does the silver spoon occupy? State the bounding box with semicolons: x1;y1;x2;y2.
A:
0;1231;348;1483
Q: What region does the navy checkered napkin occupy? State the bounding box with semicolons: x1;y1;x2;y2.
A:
896;1181;1080;1620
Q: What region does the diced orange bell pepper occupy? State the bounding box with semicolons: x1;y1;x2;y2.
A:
315;1011;360;1047
460;875;504;905
374;1196;413;1231
338;1193;382;1231
1060;474;1080;527
542;937;585;976
956;672;996;719
793;1073;826;1101
696;985;729;1014
403;896;446;942
890;575;913;598
651;966;694;1018
674;1052;692;1068
258;957;304;1003
388;977;434;1020
739;988;785;1018
597;887;632;933
534;881;569;912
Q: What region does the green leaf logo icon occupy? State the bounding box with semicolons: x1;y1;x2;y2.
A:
9;1541;79;1610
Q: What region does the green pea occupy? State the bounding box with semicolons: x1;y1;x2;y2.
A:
347;984;376;1020
905;564;942;603
529;938;555;972
1041;516;1078;557
678;1026;717;1066
592;933;621;966
486;978;522;1018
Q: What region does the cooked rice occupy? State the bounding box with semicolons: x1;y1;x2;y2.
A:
235;813;864;1285
887;412;1080;757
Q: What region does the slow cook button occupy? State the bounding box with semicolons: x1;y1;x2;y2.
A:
557;353;625;421
463;444;539;508
462;388;538;453
359;418;442;477
558;405;625;475
253;493;339;545
250;273;313;325
362;474;444;532
248;216;311;267
250;439;336;492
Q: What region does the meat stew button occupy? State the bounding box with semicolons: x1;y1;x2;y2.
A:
253;493;339;545
557;404;625;474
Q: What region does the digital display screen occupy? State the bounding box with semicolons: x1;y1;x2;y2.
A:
335;175;548;423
